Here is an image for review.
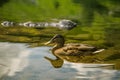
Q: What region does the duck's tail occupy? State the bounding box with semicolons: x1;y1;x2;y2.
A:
93;49;105;54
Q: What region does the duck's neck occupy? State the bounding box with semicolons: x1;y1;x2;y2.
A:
52;43;64;53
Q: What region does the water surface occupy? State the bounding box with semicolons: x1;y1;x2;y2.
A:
0;42;120;80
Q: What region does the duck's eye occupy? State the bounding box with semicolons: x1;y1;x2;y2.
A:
53;38;59;41
54;34;63;38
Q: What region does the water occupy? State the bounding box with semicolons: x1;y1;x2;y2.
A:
0;42;120;80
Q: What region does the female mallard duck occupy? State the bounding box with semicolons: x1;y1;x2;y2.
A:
45;34;104;56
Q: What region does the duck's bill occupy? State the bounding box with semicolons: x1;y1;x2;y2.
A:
44;41;51;45
44;40;53;45
44;35;55;45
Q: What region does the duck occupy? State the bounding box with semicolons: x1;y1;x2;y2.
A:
45;34;105;56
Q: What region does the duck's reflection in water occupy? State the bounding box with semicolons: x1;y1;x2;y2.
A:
44;51;120;80
44;56;63;68
44;52;114;69
44;52;83;68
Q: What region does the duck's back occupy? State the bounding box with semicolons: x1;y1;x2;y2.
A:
54;43;97;56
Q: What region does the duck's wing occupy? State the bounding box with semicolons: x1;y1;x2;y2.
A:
63;44;96;54
62;47;83;55
77;45;96;51
61;44;95;55
65;43;96;51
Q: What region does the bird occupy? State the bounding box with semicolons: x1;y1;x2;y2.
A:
45;34;105;56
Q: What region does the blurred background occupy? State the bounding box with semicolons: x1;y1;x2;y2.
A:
0;0;120;69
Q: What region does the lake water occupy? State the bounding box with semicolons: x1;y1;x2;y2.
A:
0;42;120;80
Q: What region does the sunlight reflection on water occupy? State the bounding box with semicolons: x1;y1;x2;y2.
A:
0;42;120;80
64;62;120;80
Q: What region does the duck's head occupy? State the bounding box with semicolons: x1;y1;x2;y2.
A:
45;34;65;46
